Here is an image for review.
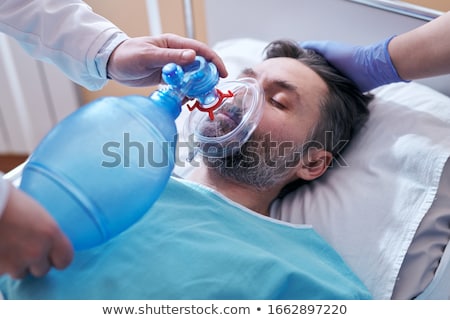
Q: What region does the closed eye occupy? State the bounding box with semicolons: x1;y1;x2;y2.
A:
269;98;286;110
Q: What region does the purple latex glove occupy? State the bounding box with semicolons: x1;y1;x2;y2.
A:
302;36;406;92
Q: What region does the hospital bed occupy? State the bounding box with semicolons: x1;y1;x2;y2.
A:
198;0;450;300
3;0;450;300
171;35;450;300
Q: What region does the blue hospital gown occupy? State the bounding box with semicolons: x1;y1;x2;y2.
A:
0;177;371;299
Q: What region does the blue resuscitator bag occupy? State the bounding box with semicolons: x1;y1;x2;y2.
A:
19;56;229;250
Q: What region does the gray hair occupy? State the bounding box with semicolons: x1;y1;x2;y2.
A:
263;40;373;156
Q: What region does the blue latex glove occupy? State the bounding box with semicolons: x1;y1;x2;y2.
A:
302;36;406;92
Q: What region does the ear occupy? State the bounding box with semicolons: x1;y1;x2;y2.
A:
296;149;333;181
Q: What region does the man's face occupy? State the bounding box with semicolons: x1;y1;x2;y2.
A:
244;57;327;147
205;57;329;189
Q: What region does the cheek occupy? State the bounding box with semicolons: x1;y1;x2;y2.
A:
256;107;280;135
256;109;295;143
255;107;315;145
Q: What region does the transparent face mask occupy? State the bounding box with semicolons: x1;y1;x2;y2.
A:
184;77;264;161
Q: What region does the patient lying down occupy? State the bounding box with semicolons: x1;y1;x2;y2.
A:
0;40;373;299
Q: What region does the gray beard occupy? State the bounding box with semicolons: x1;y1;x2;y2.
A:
202;132;303;191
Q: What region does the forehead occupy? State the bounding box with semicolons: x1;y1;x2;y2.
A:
251;57;328;105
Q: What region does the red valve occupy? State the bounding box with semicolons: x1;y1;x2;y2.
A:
186;89;234;120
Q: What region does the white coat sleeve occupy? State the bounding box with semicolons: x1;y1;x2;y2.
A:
0;175;10;221
0;0;129;90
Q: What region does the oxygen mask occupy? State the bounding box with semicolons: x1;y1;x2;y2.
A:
184;77;264;160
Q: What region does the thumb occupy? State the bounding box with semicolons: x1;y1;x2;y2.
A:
157;48;197;66
300;40;333;56
49;232;74;270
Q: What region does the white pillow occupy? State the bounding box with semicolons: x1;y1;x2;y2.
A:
272;82;450;299
210;38;450;300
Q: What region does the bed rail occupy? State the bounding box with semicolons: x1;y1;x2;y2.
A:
346;0;443;21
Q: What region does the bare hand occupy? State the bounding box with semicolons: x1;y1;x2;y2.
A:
107;33;228;87
0;186;74;279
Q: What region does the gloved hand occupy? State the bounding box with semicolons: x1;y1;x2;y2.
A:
302;36;406;92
